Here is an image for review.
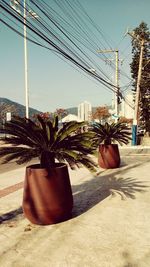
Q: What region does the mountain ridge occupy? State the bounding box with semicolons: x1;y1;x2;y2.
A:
0;97;41;118
0;97;105;119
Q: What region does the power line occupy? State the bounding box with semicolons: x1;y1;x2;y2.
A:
33;0;132;84
2;0;134;111
2;0;120;94
33;0;114;81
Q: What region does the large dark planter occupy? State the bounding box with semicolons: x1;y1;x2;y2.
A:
98;144;120;169
22;163;73;225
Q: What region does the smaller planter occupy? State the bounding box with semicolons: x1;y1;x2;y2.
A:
98;144;120;169
91;121;131;169
23;163;73;225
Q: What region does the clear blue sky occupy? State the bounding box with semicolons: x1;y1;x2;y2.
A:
1;0;150;112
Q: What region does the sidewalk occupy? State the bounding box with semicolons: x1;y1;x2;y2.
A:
119;145;150;156
0;155;150;267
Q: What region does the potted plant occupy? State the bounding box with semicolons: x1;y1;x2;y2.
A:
0;115;97;225
91;121;131;169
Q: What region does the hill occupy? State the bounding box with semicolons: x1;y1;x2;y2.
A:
0;98;41;119
0;98;110;120
66;107;78;115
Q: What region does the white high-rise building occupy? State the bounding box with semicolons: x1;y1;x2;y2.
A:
120;92;134;119
78;101;92;121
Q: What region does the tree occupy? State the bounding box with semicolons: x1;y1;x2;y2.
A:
92;106;110;122
119;116;133;125
130;22;150;134
32;112;53;124
54;108;68;120
0;103;18;121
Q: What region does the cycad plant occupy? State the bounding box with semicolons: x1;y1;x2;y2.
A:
91;121;131;169
0;116;98;224
0;115;97;172
92;121;131;146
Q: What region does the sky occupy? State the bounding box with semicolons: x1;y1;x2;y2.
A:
1;0;150;113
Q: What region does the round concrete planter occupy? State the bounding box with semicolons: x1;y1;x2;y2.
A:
98;144;120;169
23;163;73;225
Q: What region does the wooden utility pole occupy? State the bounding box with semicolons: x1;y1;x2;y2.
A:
97;49;119;122
127;31;145;145
134;39;144;124
132;38;144;145
115;50;119;119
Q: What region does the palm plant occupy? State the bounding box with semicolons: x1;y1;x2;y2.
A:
92;121;131;146
0;115;97;172
91;121;131;169
0;115;98;225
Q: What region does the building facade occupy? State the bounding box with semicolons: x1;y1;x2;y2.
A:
120;92;134;119
78;101;92;121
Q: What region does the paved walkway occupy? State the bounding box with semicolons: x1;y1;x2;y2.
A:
0;182;24;198
0;155;150;267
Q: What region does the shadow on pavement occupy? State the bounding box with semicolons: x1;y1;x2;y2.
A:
0;160;149;224
0;207;23;224
122;250;150;267
72;162;149;217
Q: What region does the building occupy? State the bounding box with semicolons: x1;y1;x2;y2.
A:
120;92;134;119
78;101;92;121
61;114;82;123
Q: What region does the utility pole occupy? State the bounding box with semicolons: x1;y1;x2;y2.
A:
10;0;38;118
97;49;120;122
115;50;119;119
10;0;29;118
127;31;145;145
24;0;29;118
132;38;144;145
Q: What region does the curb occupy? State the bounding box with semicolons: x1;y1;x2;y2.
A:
119;146;150;155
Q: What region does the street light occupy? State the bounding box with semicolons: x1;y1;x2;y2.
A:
24;3;38;118
23;0;29;118
10;0;38;118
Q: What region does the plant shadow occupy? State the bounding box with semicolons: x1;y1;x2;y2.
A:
0;207;23;224
122;250;150;267
0;161;149;224
72;165;149;217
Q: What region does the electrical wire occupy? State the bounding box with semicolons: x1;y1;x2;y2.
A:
2;0;135;110
31;0;114;82
2;0;120;94
30;0;133;84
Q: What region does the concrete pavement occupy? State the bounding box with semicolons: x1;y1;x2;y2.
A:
0;152;150;267
119;145;150;156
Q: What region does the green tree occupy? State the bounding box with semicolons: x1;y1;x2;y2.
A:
130;22;150;134
54;108;68;121
92;106;110;122
0;103;18;121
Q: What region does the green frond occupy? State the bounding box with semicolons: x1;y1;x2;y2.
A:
0;115;97;172
79;156;98;172
91;121;131;145
53;136;96;155
55;150;97;172
0;146;39;164
57;121;86;141
52;115;59;132
37;115;49;144
0;116;46;147
46;120;56;145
